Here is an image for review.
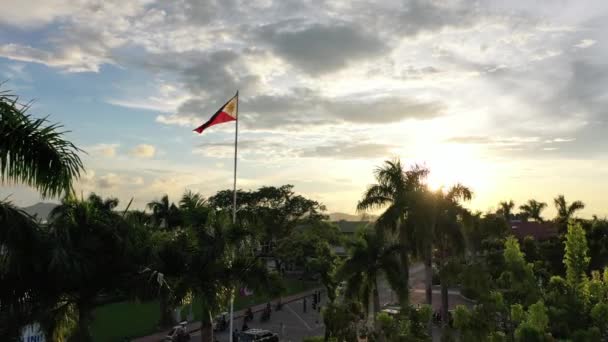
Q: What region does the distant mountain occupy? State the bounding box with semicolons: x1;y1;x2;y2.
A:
328;212;377;222
21;202;58;222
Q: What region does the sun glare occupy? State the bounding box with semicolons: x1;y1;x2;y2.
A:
411;143;491;193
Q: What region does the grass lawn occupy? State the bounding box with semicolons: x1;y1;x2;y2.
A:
91;278;318;342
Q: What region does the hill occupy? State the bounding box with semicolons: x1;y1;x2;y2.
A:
21;202;58;222
328;212;377;222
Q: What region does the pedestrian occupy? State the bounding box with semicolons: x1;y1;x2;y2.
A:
233;328;239;342
303;297;307;313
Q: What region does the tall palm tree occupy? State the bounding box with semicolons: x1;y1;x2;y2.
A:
497;200;515;221
519;200;547;222
434;184;472;326
185;212;276;342
337;228;404;334
47;195;142;341
357;159;428;308
0;88;84;340
147;195;181;229
554;195;585;223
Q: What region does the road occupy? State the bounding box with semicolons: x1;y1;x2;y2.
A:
142;263;471;341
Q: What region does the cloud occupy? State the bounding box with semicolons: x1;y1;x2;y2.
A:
398;0;481;36
0;43;108;72
257;22;387;75
97;173;121;189
86;143;119;158
574;39;596;49
299;142;396;159
0;0;74;28
130;144;156;158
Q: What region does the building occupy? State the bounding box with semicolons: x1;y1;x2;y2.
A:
509;220;558;241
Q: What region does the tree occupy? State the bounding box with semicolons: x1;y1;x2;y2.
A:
357;159;429;308
0;88;83;198
518;200;547;222
181;211;278;342
497;200;515;221
0;88;84;340
179;190;209;227
337;228;404;332
433;184;472;325
147;194;181;229
276;221;342;302
46;194;145;341
209;184;326;271
498;237;539;306
554;195;584;230
564;222;590;292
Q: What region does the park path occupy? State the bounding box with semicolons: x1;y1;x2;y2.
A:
131;287;323;342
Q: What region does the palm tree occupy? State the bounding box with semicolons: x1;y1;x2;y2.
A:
0;89;83;197
0;88;84;340
147;194;181;229
554;195;585;223
183;212;276;342
337;228;405;334
47;195;143;341
179;190;209;227
519;200;547;222
357;159;429;308
434;184;472;326
497;200;515;221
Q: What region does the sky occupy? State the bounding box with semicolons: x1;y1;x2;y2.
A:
1;0;607;218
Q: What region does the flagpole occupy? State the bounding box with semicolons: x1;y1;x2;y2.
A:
229;90;239;342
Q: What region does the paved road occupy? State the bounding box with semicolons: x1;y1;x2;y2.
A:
136;263;471;341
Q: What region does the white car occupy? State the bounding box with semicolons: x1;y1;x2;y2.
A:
162;322;190;342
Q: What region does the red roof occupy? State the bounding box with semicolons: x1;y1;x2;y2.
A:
510;221;558;240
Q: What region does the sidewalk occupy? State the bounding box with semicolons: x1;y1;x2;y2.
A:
132;287;323;342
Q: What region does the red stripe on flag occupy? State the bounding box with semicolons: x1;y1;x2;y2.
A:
193;111;236;134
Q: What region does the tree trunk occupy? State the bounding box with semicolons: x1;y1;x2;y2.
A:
441;278;449;327
159;287;175;328
424;247;433;337
200;307;214;342
373;281;385;342
424;249;433;305
399;228;410;310
72;300;93;342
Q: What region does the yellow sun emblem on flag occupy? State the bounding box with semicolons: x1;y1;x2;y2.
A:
224;99;237;117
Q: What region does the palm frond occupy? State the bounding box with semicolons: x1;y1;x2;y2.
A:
0;90;83;198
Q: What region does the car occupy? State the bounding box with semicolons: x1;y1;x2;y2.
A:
237;328;279;342
162;321;190;342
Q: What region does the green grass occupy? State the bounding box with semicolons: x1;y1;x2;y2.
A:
91;278;318;342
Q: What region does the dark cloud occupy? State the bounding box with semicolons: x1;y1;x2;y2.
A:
299;142;396;159
324;96;444;123
257;22;387;75
398;0;481;36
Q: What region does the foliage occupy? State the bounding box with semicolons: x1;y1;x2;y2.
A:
554;195;584;229
337;227;404;323
518;200;547;222
0;89;83;198
497;237;539;306
357;160;429;308
564;222;590;293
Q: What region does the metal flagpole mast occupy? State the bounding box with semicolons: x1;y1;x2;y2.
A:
229;90;239;342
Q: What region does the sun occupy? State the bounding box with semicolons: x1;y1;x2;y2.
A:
409;142;492;194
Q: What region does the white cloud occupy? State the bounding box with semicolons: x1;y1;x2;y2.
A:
0;43;109;72
130;144;156;158
574;39;596;49
86;143;119;158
